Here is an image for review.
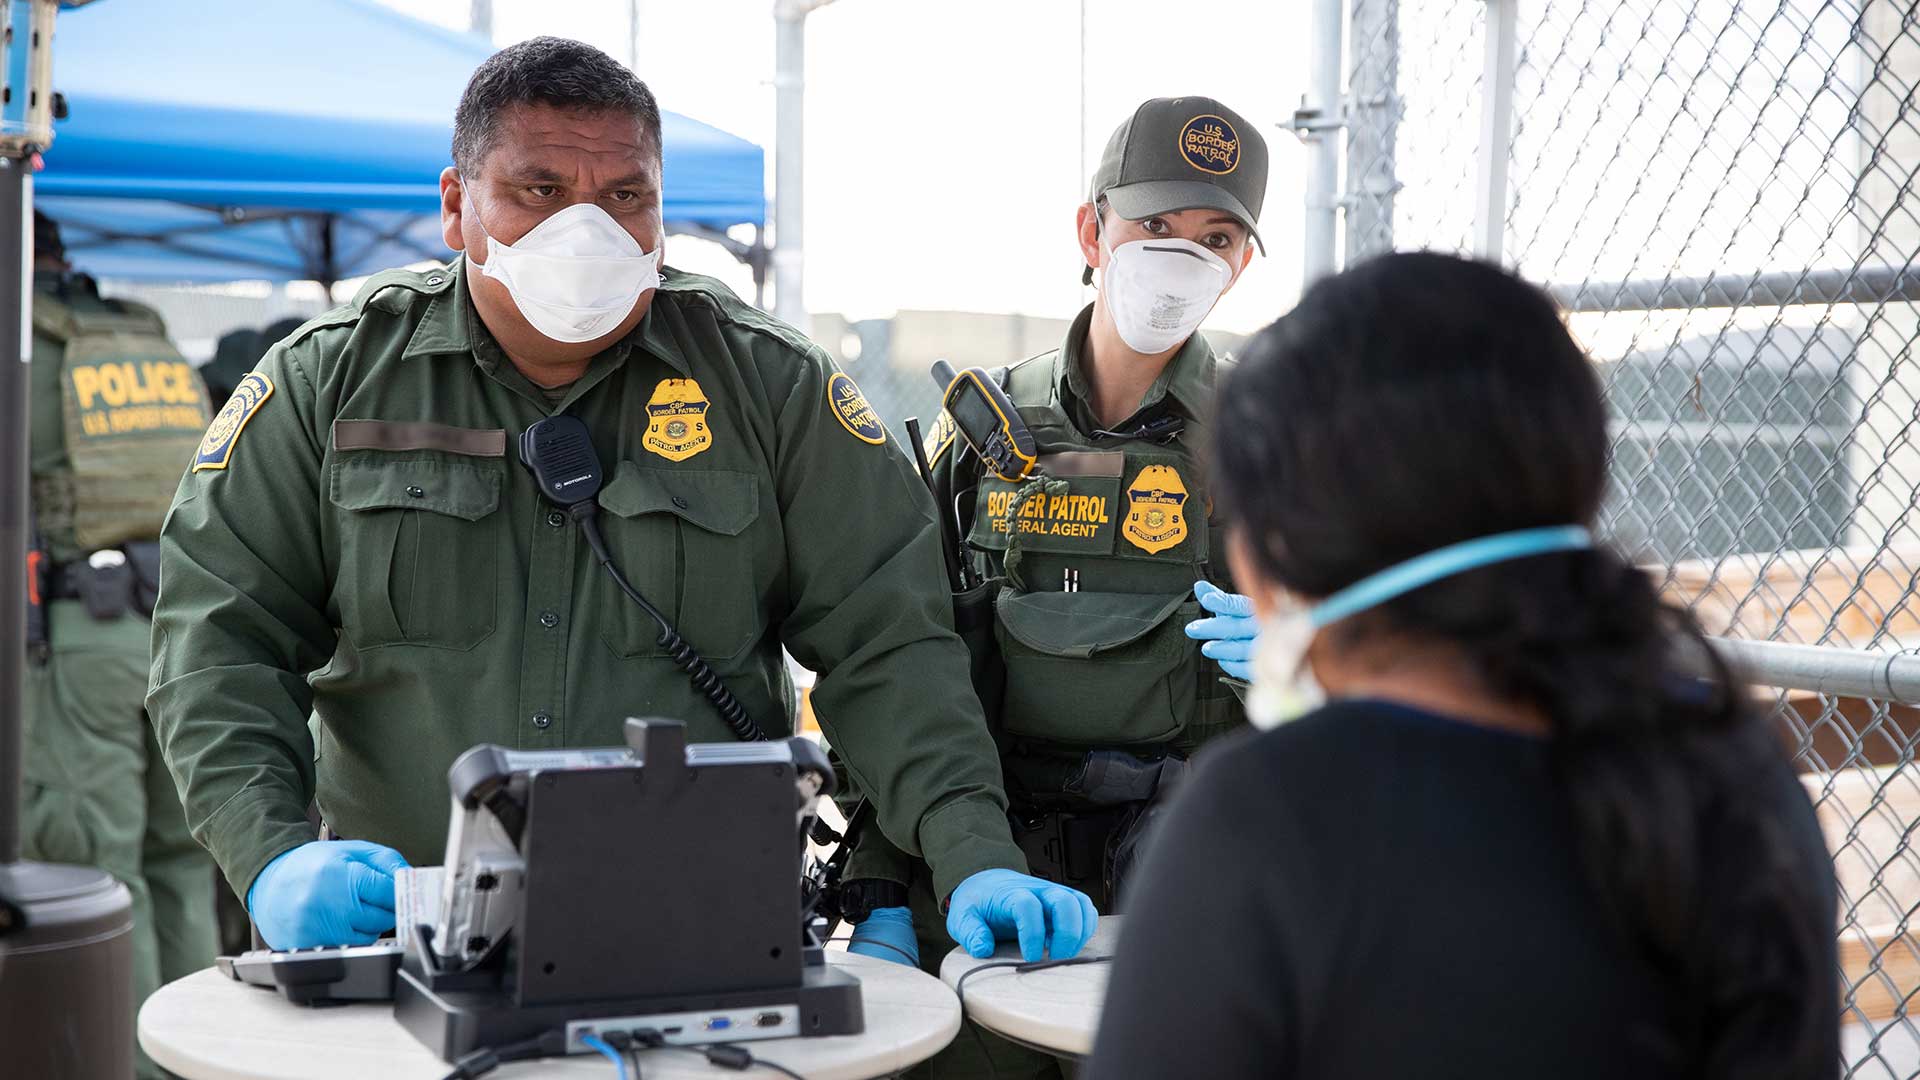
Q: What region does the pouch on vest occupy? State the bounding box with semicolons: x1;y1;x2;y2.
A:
993;588;1201;746
952;575;1006;727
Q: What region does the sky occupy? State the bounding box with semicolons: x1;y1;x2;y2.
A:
375;0;1309;333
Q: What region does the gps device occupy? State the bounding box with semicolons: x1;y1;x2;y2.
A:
931;359;1037;482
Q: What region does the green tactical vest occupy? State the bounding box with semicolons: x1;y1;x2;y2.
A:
962;353;1243;755
31;283;213;558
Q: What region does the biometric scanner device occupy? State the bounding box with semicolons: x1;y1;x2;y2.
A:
392;718;864;1063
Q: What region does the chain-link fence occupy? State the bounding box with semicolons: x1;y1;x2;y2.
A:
1322;0;1920;1072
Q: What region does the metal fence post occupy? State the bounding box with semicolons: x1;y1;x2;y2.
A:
1296;0;1345;286
1471;0;1516;262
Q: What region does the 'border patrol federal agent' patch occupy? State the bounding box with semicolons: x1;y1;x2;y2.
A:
192;372;273;473
643;378;714;462
828;372;886;445
1179;114;1241;176
1123;464;1190;553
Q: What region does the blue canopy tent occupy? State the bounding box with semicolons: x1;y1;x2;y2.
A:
34;0;767;291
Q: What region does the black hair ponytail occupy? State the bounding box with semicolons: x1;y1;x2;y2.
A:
1217;251;1836;1078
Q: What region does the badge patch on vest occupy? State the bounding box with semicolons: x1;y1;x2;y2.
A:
922;409;958;463
68;356;209;441
1123;464;1190;554
828;372;886;445
193;372;273;472
643;378;714;462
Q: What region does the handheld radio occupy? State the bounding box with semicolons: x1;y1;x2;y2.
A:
930;359;1038;482
518;415;763;742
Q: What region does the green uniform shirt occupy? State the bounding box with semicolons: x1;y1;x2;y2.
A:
148;259;1025;903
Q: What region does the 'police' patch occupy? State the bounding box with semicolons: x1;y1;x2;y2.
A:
643;378;714;462
192;372;273;473
922;409;958;463
1179;114;1241;176
828;372;886;445
1123;464;1190;554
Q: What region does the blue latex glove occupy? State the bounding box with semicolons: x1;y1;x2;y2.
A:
246;840;410;950
847;906;920;967
947;869;1098;962
1186;579;1258;680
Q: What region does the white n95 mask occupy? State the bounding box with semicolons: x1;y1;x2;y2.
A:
1100;237;1233;354
472;200;660;344
1245;604;1325;731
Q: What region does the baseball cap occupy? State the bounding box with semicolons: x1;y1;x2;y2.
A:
1088;96;1268;261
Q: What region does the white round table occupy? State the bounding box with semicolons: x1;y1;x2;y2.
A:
140;952;959;1079
937;917;1120;1058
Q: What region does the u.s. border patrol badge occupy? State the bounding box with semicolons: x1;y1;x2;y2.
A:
192;372;273;473
1179;114;1240;176
1123;464;1190;554
828;372;886;445
643;378;714;462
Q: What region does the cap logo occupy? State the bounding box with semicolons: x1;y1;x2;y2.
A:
1179;114;1240;176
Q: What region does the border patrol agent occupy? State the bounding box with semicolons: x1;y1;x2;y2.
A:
147;37;1095;964
24;211;219;1079
839;98;1269;1078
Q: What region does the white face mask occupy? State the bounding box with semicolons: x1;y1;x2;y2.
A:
1246;603;1325;731
1242;525;1599;731
471;198;661;344
1099;235;1233;354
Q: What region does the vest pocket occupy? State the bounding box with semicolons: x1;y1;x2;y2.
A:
595;461;762;662
329;453;503;650
994;589;1200;746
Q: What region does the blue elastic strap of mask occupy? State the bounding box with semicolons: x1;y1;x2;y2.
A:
1307;525;1595;629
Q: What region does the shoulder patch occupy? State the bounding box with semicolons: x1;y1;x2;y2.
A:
827;372;886;445
192;372;274;473
922;409;958;463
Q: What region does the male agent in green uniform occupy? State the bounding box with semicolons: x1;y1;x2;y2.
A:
839;97;1267;1076
24;211;219;1079
146;37;1095;962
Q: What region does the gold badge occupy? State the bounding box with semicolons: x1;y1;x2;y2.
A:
643;378;714;462
1122;464;1190;554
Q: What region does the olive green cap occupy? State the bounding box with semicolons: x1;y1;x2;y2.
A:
1090;96;1267;253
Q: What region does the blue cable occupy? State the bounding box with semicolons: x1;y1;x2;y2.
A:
578;1033;629;1080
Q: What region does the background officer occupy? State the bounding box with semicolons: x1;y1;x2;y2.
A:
147;37;1094;965
839;96;1267;1078
24;211;219;1078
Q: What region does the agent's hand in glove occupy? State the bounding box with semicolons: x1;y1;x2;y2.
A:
947;869;1099;962
847;906;920;967
1186;579;1259;680
246;839;410;949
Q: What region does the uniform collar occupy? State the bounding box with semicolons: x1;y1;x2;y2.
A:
1054;302;1217;426
402;255;690;378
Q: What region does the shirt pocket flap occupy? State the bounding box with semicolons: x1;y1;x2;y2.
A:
598;461;759;537
329;455;503;521
994;588;1191;659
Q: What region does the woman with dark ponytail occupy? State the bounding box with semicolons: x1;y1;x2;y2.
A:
1087;251;1837;1079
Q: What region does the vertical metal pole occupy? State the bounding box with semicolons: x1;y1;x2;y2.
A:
1345;0;1399;263
1473;0;1518;261
1300;0;1344;284
469;0;493;38
628;0;640;69
0;155;23;864
773;4;807;330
